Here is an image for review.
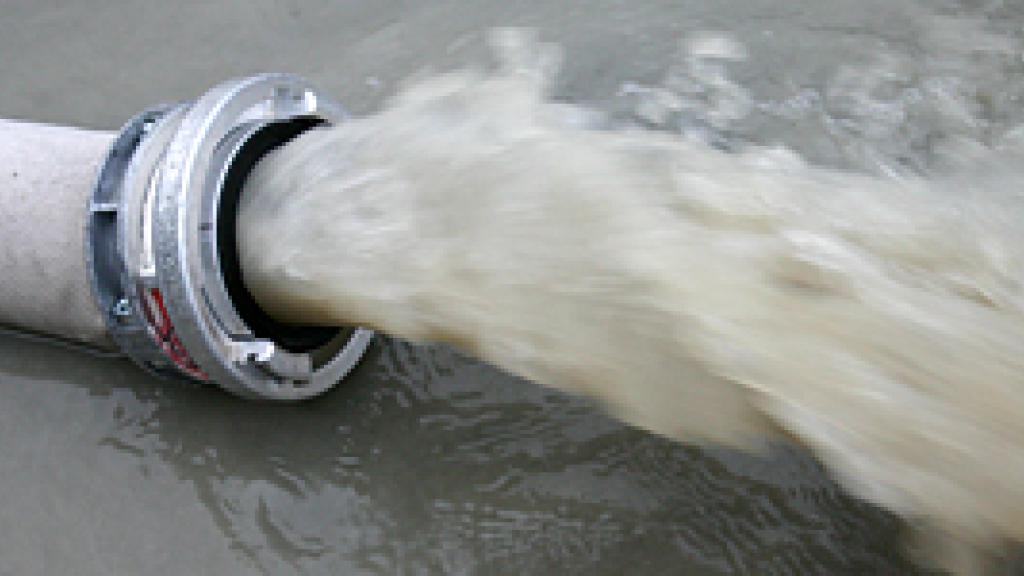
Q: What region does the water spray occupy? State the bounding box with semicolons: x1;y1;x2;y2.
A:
0;74;372;400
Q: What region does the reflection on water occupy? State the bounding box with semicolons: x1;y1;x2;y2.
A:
0;332;920;574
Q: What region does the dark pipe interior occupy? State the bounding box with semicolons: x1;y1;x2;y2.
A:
217;117;341;354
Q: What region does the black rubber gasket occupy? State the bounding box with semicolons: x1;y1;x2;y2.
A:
217;117;340;353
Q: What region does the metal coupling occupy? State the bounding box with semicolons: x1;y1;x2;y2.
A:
87;74;373;400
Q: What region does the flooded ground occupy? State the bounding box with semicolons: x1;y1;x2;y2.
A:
0;332;919;574
2;0;1023;574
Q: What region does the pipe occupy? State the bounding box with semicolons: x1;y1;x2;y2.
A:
0;74;373;400
0;121;115;348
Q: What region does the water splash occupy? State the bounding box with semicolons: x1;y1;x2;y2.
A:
239;29;1024;573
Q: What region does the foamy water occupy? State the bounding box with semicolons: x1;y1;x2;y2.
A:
239;31;1024;573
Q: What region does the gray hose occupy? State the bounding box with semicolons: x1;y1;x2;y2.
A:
0;74;371;399
0;120;115;349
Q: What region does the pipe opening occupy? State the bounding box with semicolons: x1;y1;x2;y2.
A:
217;117;345;355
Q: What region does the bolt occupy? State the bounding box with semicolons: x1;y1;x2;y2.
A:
112;299;132;318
